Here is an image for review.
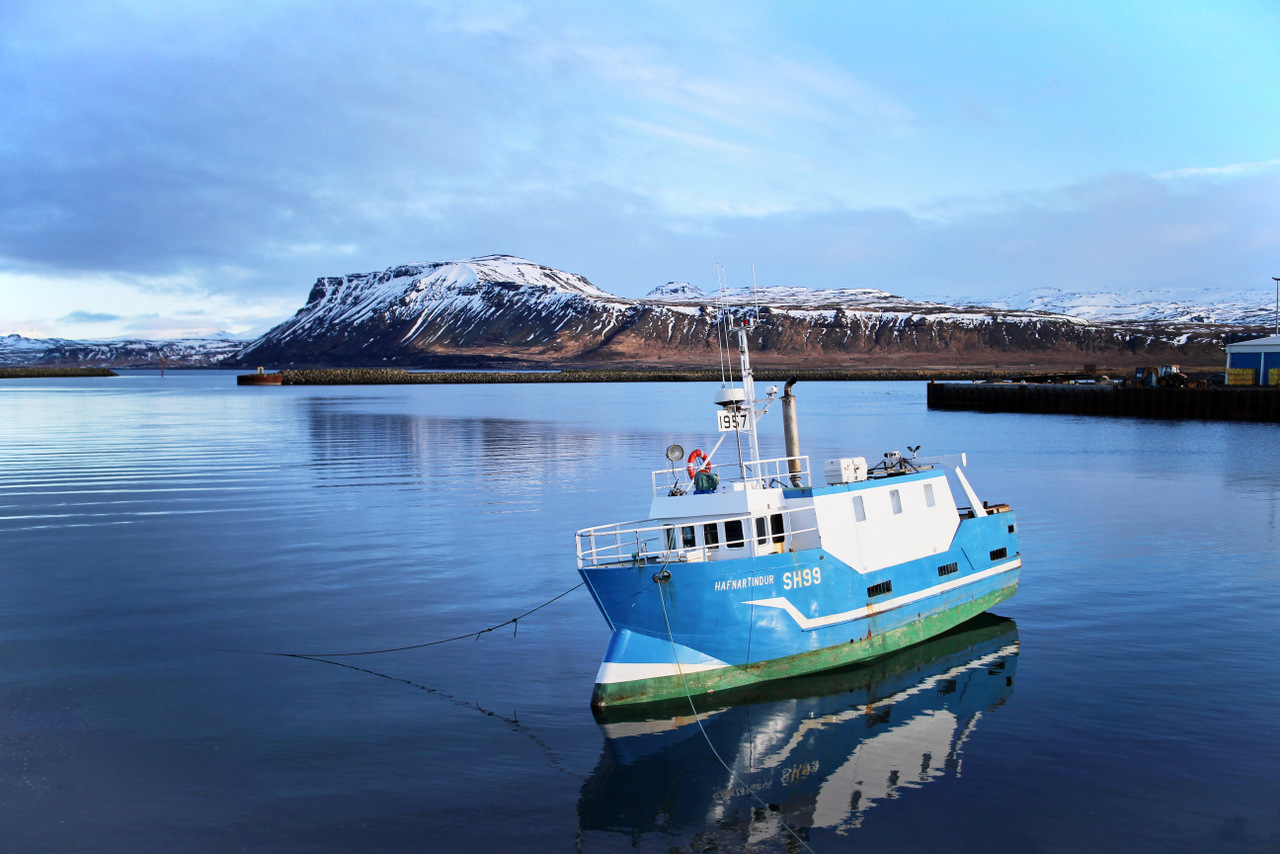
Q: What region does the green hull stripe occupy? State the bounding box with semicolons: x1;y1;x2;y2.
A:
592;584;1018;709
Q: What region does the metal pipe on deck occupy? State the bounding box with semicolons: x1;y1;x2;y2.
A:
782;378;802;486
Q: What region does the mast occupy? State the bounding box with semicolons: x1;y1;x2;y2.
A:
737;316;762;471
711;266;767;480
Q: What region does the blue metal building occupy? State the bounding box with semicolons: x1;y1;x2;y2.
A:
1226;334;1280;386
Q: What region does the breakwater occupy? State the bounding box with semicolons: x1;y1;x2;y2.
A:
927;382;1280;422
260;367;1035;386
236;372;283;386
0;367;118;378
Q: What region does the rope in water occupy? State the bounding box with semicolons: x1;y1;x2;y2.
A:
282;651;573;774
225;582;585;659
657;580;818;854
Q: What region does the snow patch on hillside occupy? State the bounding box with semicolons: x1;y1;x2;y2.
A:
976;286;1274;325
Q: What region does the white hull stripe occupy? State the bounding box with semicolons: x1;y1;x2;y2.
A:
744;558;1021;631
596;659;729;685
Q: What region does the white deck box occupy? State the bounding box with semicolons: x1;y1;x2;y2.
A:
824;457;868;485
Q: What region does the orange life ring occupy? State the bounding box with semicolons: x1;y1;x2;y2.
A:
687;448;711;479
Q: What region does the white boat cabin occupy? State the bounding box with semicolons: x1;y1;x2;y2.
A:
577;451;989;576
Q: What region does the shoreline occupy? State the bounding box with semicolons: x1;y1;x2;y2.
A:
261;367;1101;385
0;366;119;378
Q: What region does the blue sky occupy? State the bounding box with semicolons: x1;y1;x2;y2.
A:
2;0;1279;338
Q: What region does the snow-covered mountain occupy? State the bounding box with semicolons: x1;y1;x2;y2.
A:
234;255;637;365
645;282;707;300
10;257;1261;370
974;287;1274;325
0;334;245;367
228;255;1238;368
649;282;927;311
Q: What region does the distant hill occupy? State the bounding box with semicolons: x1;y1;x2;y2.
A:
227;255;1248;369
0;334;244;368
8;257;1268;370
973;286;1274;326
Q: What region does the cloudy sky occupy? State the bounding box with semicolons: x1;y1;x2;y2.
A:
3;0;1279;339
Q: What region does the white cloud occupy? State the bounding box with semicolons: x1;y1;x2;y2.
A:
3;1;1279;335
0;269;297;339
1154;158;1280;180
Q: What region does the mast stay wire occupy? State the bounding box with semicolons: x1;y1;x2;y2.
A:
717;265;735;387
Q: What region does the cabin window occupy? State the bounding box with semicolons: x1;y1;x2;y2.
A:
937;561;958;576
770;513;785;544
867;580;893;598
755;517;768;546
664;526;676;550
681;526;696;548
703;523;719;549
924;483;936;508
890;489;903;515
853;495;866;522
725;519;745;549
990;547;1008;561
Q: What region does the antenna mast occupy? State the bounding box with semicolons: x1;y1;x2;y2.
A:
1272;277;1279;335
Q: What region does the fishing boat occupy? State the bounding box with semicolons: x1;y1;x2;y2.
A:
576;310;1021;709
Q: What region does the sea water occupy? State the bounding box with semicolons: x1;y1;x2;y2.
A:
1;371;1277;853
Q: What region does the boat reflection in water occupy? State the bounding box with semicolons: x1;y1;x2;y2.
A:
578;613;1018;846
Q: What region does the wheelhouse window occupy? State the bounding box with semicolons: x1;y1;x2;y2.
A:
703;522;720;549
755;517;768;546
770;513;785;544
853;495;866;522
725;519;745;548
681;526;696;548
889;489;903;515
664;526;676;550
924;483;936;507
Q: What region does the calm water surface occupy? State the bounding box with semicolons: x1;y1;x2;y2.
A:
1;371;1277;852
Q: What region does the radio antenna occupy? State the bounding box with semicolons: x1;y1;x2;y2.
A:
715;265;728;385
1272;276;1279;335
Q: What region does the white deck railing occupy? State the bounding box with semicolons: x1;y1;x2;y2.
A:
650;455;811;498
576;504;820;569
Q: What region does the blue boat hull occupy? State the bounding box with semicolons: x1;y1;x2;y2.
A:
581;511;1020;707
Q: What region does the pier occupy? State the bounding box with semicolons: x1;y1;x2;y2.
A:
927;382;1280;422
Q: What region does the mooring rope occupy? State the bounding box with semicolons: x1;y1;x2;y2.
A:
213;584;587;774
221;581;585;659
282;651;573;774
657;581;818;854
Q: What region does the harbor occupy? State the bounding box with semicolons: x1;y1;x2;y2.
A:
3;370;1278;852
